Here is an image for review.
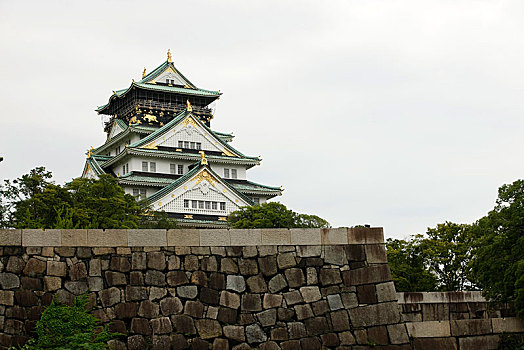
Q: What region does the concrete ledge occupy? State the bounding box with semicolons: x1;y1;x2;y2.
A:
321;228;348;245
0;227;386;247
261;229;291;245
22;229;61;246
230;229;261;246
491;318;524;333
406;320;451;338
61;229;87;246
348;227;384;244
167;229;199;246
87;229;127;247
397;291;486;304
0;229;21;246
128;229;167;246
200;229;230;246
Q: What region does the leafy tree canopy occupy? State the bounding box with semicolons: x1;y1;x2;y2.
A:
0;167;176;229
470;179;524;319
228;202;330;229
386;236;438;292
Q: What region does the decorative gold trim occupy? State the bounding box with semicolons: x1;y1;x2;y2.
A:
181;116;198;129
186;99;192;112
222;149;236;157
142;142;158;150
184;214;193;219
218;217;227;221
193;169;215;187
167;49;173;63
199;151;208;165
158;202;162;206
142;68;146;78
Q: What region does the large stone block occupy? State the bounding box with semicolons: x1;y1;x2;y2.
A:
151;317;172;334
451;319;492;336
224;325;245;342
22;229;61;246
0;291;14;305
160;297;183;315
0;229;21;246
413;337;457;350
300;286;321;303
47;261;66;277
167;229;199;246
406;320;451;337
220;291;240;309
290;228;321;245
305;316;330;336
230;229;261;246
458;335;500;350
128;229;167;246
87;229;127;246
492;317;524;333
227;275;246;293
285;268;305;288
319;268;342;286
172;315;196;335
200;229;230;246
61;229;87;246
348;227;384;244
321;228;348;245
261;229;291;245
365;244;388;263
196;319;222;339
322;245;347;266
246;324;267;344
342;264;392;286
268;274;288;293
0;273;20;289
387;324;410;344
99;287;121;307
349;302;401;327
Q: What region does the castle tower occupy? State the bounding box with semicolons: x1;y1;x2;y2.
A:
82;51;282;227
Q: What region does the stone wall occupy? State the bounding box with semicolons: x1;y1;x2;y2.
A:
0;228;522;350
398;291;516;322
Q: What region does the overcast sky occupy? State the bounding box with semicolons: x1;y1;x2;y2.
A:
1;1;523;239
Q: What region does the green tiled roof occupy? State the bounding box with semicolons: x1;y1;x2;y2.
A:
230;181;281;193
96;59;220;113
119;173;174;186
129;109;258;161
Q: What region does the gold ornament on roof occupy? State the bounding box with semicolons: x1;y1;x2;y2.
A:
167;49;173;63
142;68;146;78
193;169;215;187
199;151;208;165
186;99;192;112
86;146;95;158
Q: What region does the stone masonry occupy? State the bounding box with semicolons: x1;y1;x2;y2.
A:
0;227;522;349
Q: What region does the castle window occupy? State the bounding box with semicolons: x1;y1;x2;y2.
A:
142;162;148;172
205;201;211;210
191;200;197;209
139;189;146;199
231;169;237;179
170;164;176;174
133;189;139;197
212;202;217;210
184;199;189;208
198;201;204;209
196;143;202;150
184;141;190;148
178;141;183;148
150;162;156;172
190;142;195;149
252;197;260;205
220;202;226;211
177;164;184;175
224;169;230;178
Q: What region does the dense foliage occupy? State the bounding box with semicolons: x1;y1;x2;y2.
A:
14;294;119;349
0;167;176;229
385;236;437;292
228;202;330;229
469;180;524;319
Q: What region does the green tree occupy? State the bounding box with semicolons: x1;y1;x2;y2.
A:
16;293;119;350
421;222;475;291
386;236;438;292
228;202;330;229
470;179;524;319
1;168;142;229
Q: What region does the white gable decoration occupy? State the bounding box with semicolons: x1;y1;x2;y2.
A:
108;120;125;139
152;168;250;216
151;67;189;86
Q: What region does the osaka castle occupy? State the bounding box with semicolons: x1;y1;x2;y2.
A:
81;50;282;227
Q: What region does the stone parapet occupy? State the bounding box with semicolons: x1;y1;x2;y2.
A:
0;227;385;247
